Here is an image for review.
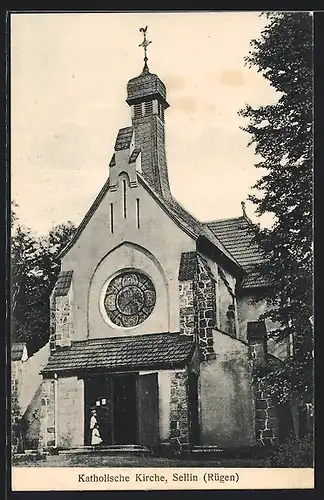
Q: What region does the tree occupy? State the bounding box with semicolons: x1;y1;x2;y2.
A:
11;206;76;355
239;12;313;411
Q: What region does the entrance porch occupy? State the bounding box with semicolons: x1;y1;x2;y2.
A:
40;333;200;452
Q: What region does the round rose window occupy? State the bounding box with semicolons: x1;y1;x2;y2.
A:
103;271;156;328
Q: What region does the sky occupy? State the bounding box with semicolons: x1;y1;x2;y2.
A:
11;12;280;236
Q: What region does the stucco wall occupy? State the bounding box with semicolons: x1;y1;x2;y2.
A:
199;330;256;448
57;376;84;448
62;177;195;340
158;370;172;442
218;278;234;334
88;243;169;338
19;343;50;415
23;384;43;449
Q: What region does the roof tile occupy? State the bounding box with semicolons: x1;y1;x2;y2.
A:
114;127;133;151
179;252;197;281
206;217;266;288
53;271;73;297
42;332;195;374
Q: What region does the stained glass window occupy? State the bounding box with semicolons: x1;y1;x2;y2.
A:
103;271;156;328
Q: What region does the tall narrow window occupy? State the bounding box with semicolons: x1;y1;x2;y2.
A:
122;179;127;218
110;203;114;234
136;198;140;228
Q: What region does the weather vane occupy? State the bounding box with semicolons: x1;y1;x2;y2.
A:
241;201;247;217
139;26;152;73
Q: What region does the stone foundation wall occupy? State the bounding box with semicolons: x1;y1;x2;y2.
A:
169;371;189;445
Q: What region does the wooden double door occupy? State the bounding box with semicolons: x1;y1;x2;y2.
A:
84;372;159;446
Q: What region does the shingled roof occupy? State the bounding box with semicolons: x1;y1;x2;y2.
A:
114;127;133;151
178;252;197;281
137;175;241;271
52;271;73;297
206;216;267;288
42;333;195;375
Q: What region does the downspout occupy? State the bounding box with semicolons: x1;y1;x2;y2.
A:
54;373;58;448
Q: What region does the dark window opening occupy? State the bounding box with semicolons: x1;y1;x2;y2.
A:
122;179;127;218
136;198;140;228
110;203;114;233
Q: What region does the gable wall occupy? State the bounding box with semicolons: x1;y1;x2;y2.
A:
61;176;195;339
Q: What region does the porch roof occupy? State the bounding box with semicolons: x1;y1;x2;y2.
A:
42;333;195;375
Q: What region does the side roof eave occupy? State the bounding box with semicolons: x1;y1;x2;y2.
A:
58;177;110;259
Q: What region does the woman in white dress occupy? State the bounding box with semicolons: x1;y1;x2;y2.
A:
90;410;103;445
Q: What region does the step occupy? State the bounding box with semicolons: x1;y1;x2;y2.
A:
191;446;223;453
58;445;152;455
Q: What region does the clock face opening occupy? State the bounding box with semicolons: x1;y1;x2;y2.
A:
103;271;156;328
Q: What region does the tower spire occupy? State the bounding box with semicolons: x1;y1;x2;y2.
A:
139;26;152;73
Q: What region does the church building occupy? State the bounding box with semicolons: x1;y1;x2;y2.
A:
38;29;290;453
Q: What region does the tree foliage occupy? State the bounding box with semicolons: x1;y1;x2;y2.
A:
239;12;313;402
11;205;76;355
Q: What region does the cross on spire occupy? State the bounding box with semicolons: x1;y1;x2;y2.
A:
139;26;152;73
241;201;247;218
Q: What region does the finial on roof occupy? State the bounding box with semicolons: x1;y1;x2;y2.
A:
139;26;152;74
241;201;247;218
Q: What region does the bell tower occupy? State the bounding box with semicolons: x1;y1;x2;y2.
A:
126;26;172;200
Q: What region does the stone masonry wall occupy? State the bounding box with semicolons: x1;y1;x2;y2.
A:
38;378;56;450
196;255;217;361
249;341;279;447
178;252;217;361
11;361;23;453
179;280;195;340
50;286;73;354
169;371;189;445
254;378;279;446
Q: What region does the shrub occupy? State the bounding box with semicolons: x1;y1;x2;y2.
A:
269;435;314;467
